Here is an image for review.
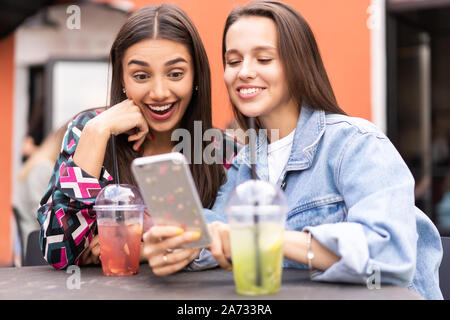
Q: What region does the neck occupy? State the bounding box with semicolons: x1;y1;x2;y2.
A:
142;131;175;156
259;100;300;143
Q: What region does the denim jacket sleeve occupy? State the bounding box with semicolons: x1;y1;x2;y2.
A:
303;131;418;286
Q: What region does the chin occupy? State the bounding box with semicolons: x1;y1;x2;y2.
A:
149;123;177;133
146;112;184;134
236;107;265;119
233;100;266;116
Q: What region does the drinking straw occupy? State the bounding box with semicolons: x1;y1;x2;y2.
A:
111;137;131;269
110;134;124;223
110;134;120;185
248;117;262;288
248;118;257;180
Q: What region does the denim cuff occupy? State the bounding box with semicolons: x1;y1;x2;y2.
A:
185;249;219;271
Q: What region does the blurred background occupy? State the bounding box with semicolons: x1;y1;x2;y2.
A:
0;0;448;267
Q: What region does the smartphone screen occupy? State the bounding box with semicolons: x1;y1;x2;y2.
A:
131;153;211;248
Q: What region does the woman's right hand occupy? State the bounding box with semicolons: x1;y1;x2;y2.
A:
207;221;232;271
74;99;149;179
142;226;201;276
89;99;149;152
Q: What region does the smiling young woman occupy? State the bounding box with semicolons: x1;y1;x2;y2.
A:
166;1;443;300
223;16;299;140
208;1;442;300
36;4;239;271
122;39;194;132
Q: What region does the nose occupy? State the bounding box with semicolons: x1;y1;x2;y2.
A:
148;77;170;101
238;59;257;80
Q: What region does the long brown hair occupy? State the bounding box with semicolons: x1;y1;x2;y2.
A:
104;4;225;208
222;1;347;131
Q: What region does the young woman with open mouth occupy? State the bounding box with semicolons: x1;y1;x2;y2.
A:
37;4;239;273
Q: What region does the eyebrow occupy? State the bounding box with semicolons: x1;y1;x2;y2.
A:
127;59;149;67
225;45;277;56
165;57;188;67
127;57;188;67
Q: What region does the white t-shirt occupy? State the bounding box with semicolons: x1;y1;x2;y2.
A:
267;130;295;185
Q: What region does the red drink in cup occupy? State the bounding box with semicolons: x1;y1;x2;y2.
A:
97;222;143;276
94;184;146;276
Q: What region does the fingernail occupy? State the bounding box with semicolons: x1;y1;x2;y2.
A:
191;231;201;240
175;227;185;235
137;145;141;152
226;266;233;271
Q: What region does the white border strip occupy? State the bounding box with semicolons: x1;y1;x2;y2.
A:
368;0;387;133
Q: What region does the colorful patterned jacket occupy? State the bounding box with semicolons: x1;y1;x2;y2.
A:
37;110;241;269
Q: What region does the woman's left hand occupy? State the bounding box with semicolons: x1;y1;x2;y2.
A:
79;235;101;265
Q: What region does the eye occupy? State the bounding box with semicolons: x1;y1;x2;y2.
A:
168;71;184;79
226;60;241;66
133;73;149;81
257;58;272;64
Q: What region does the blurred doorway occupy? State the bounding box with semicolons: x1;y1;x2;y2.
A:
387;0;450;235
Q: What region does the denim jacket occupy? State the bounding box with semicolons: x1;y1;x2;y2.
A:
192;105;443;300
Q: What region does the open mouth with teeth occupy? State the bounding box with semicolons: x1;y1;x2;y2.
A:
145;101;178;120
237;87;266;98
239;88;262;94
147;103;175;115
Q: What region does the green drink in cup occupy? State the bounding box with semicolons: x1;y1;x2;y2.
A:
225;180;288;295
229;221;284;295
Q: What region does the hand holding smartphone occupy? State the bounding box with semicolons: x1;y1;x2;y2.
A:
131;152;211;248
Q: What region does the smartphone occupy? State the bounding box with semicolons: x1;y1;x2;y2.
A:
131;152;211;248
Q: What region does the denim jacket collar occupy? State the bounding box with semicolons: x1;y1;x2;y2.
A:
236;104;326;179
286;105;326;172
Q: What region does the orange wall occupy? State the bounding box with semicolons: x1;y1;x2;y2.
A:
0;1;370;264
0;34;14;265
128;0;371;127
